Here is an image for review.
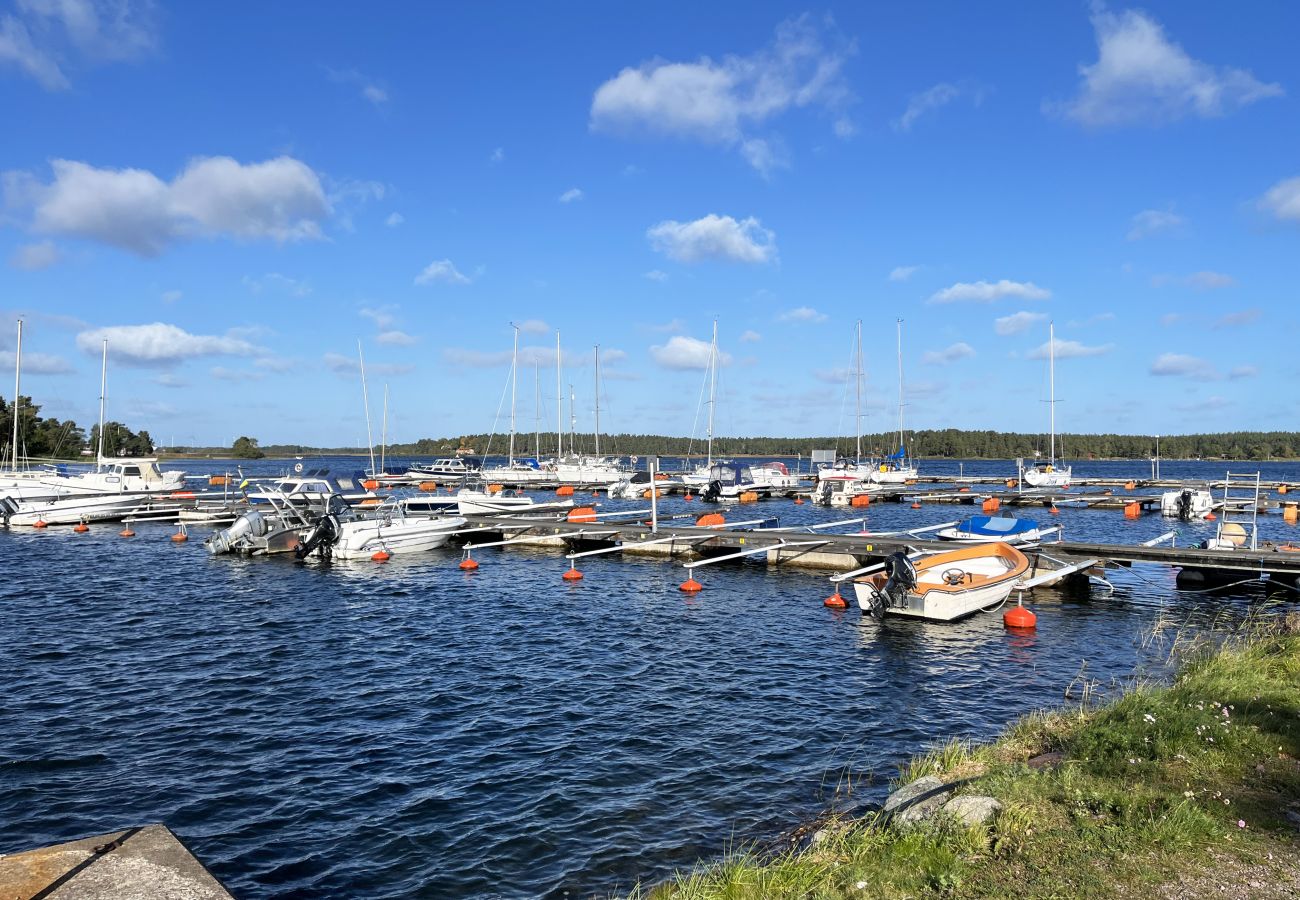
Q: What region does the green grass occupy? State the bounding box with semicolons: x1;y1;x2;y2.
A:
629;613;1300;899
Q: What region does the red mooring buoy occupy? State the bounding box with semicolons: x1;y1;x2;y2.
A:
1004;604;1037;629
562;568;584;581
824;590;847;609
459;557;479;571
371;550;391;562
679;578;703;593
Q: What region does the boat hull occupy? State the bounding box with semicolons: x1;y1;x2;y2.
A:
8;494;146;526
332;516;467;559
853;543;1030;622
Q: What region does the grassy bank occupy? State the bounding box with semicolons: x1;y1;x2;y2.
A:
637;615;1300;898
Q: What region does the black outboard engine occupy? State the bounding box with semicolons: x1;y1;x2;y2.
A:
0;496;18;528
862;551;919;621
295;513;341;559
702;479;723;503
1176;489;1193;521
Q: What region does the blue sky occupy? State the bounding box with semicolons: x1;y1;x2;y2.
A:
1;1;1297;447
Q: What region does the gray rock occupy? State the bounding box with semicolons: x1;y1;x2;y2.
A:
810;829;829;846
883;776;953;825
942;795;1003;827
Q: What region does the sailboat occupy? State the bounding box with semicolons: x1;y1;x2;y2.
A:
550;343;627;486
814;320;880;505
868;318;919;484
1020;322;1072;488
682;320;725;489
0;319;68;501
479;325;549;486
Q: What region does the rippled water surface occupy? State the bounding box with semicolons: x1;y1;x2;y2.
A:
3;457;1297;898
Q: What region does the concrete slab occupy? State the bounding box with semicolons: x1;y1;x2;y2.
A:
0;824;233;900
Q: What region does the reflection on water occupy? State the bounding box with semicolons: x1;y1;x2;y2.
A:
1;456;1296;898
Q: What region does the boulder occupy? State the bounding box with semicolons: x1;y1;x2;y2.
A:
942;795;1003;827
883;775;953;825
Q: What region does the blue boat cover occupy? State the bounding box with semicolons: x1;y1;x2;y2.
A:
886;447;906;459
957;515;1038;536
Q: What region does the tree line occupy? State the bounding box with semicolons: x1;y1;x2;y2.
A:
1;395;154;462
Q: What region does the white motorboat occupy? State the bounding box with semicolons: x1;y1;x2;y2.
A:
853;544;1031;622
44;457;186;496
1019;322;1072;489
1161;487;1215;520
245;470;375;507
813;473;879;507
936;514;1057;546
455;489;575;516
749;461;799;492
551;455;627;486
298;507;468;560
6;492;149;526
408;457;480;480
700;462;767;502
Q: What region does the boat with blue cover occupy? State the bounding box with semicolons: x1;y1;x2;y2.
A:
936;514;1057;546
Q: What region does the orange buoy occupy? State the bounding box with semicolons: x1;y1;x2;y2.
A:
73;522;89;533
1205;512;1216;521
654;473;669;480
1124;481;1136;491
209;475;228;486
419;481;438;492
1280;484;1289;495
1004;604;1037;629
910;502;921;510
567;506;598;523
684;493;694;501
738;491;759;503
824;590;847;609
959;486;971;493
1005;479;1017;489
33;520;47;529
1124;502;1141;519
679;577;703;593
982;498;1000;514
851;495;871;508
1049;506;1060;515
695;512;725;527
362;479;379;491
459;557;479;571
562;567;584;581
119;527;135;537
171;530;188;543
371;550;391;562
486;483;504;494
556;485;575;497
794;496;804;505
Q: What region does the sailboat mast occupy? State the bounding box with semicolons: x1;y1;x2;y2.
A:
568;383;576;455
508;324;519;465
96;339;107;467
534;363;541;459
895;318;905;454
854;319;862;464
380;383;388;476
1048;321;1057;466
10;319;20;472
555;332;563;458
357;340;376;476
593;344;601;457
706;319;717;466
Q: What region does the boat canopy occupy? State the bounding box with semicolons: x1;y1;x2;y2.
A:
708;462;753;485
886;447;906;459
955;515;1039;536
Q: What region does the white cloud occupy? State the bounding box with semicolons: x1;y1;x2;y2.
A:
1258;176;1300;223
888;265;919;282
1186;270;1235;290
738;329;761;343
1027;338;1113;360
894;82;985;132
649;335;732;370
376;330;418;346
4;156;330;256
359;306;397;330
647;213;775;264
9;239;59;270
517;319;549;335
1127;208;1185;240
558;187;583;203
414;259;471;286
1214;308;1261;328
1057;6;1283;127
643;269;669;282
777;306;827;323
0;349;73;374
930;279;1050;304
590;15;855;172
1150;352;1219;380
361;85;387;105
489;147;504;164
76;323;263;367
326;67;389;106
1229;365;1258;380
922;342;976;365
0;0;156;90
244;272;312;297
323;352;414;376
385;212;404;227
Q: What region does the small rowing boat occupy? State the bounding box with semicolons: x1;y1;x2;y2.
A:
854;543;1030;622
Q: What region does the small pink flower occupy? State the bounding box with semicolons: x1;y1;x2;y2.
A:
1237;820;1246;828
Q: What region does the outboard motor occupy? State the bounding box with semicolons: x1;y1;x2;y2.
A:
1176;489;1193;521
206;510;269;555
880;551;919;607
702;479;723;503
295;513;341;559
0;496;18;528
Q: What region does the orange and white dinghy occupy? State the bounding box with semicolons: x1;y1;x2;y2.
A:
853;543;1031;622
